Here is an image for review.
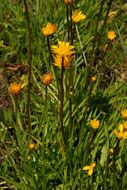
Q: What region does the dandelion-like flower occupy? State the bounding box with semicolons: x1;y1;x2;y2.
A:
9;82;22;96
29;143;36;150
121;109;127;120
83;162;96;176
108;31;116;41
90;76;96;82
64;0;73;4
90;119;100;129
72;10;86;23
41;72;53;86
52;41;74;58
113;122;127;140
41;22;57;37
53;55;73;69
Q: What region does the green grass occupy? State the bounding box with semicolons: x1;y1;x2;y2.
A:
0;0;127;189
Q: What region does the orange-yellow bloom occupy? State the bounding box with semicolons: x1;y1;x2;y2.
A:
121;109;127;120
41;72;53;86
72;10;86;23
29;143;36;150
41;22;57;37
53;55;73;69
83;162;96;176
113;122;127;140
9;82;22;96
108;31;116;41
64;0;73;4
52;41;74;58
90;119;100;129
90;76;96;82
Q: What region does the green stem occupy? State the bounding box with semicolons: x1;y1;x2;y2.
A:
70;3;73;45
112;140;120;190
60;58;66;156
24;0;32;134
75;24;87;66
66;4;70;41
91;0;113;69
47;36;52;66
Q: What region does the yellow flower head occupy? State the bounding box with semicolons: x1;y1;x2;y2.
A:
90;76;96;82
113;122;127;140
9;82;22;96
90;119;100;129
52;41;74;58
64;0;73;4
72;10;86;23
121;109;127;120
53;55;73;69
41;22;57;37
83;162;96;176
41;72;53;86
123;121;127;130
26;156;31;160
29;143;36;150
108;31;116;41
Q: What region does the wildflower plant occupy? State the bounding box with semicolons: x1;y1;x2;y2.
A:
1;0;127;190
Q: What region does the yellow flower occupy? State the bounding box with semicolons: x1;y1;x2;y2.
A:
64;0;73;4
9;82;22;96
113;123;127;140
72;10;86;23
52;41;74;58
90;76;96;82
41;22;57;37
26;156;31;160
123;121;127;129
53;55;73;69
121;109;127;120
90;119;100;129
29;143;36;150
108;31;116;41
83;162;96;176
109;148;114;154
41;72;53;86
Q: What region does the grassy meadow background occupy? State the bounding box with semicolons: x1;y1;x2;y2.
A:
0;0;127;189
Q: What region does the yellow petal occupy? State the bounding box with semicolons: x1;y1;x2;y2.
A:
88;169;93;176
83;166;90;170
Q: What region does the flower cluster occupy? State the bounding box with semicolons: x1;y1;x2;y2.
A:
83;162;96;176
113;121;127;140
52;41;74;69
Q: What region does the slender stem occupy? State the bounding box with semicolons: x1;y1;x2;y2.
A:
112;140;120;190
68;3;74;137
60;58;66;155
24;0;32;134
66;4;70;41
70;3;73;45
75;24;87;66
91;0;113;69
47;36;52;65
91;0;105;60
